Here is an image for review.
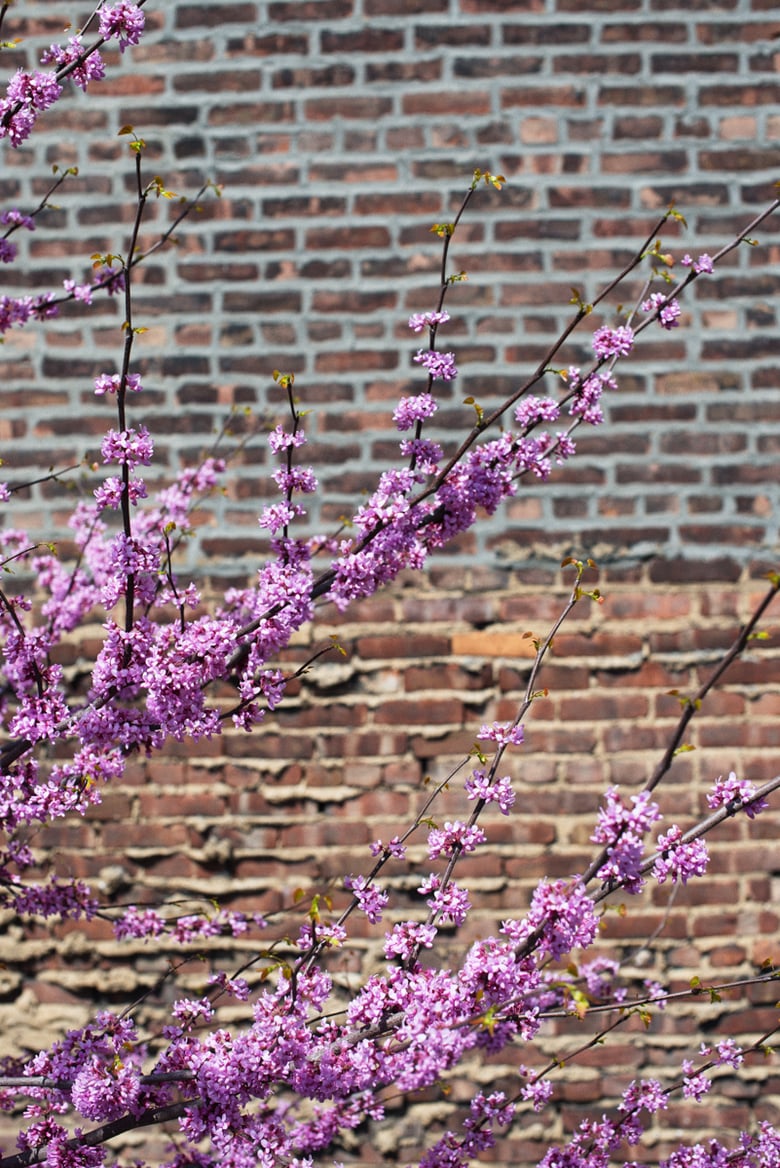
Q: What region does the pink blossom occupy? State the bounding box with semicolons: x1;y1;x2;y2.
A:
64;278;94;304
98;1;145;52
408;310;450;332
393;392;438;430
477;720;524;747
383;920;437;962
707;770;768;819
101;425;154;470
344;874;389;923
653;826;709;885
71;1058;141;1122
268;423;306;453
642;291;681;329
414;348;458;381
514;395;560;428
427;820;486;860
681;252;714;274
41;37;106;91
592;324;634;359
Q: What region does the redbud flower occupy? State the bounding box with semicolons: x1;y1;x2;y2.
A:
681;1058;711;1101
1;209;35;231
477;720;524;747
620;1078;668;1115
427;820;486;860
268;423;306;453
520;1075;553;1112
465;769;515;814
101;425;154;470
93;265;125;295
344;874;388;924
64;278;94;304
99;1;145;52
94;372;143;395
414;348;458;381
642;291;681;329
706;770;768;819
383;920;437;961
71;1058;141;1123
682;252;714;274
369;835;406;859
514;395;560;428
408;310;450;332
592;324;634;359
653;826;708;885
393;392;438;430
42;37;106;91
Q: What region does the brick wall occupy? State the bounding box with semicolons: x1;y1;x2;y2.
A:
2;562;779;1163
0;1;779;1165
1;0;779;572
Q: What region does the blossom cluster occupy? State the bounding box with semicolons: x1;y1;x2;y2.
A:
0;4;144;146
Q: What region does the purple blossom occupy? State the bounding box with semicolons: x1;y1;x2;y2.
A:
477;720;524;747
393;392;438;430
706;770;768;819
369;835;406;859
592;324;634;359
101;425;154;470
94;372;143;396
93;477;124;510
0;103;35;146
642;291;681;329
268;423;306;453
1;209;35;231
344;875;389;924
701;1038;743;1069
71;1058;141;1123
171;997;214;1028
681;1058;711;1101
399;436;442;474
516;878;599;960
94;265;125;295
591;785;661;893
0;71;63;146
383;920;437;962
427;820;486;860
514;395;560;428
555;432;576;463
520;1074;553;1112
112;905;166;940
98;1;145;51
32;293;58;320
653;826;709;885
408;310;450;332
465;769;515;814
63;278;94;304
568;370;616;427
579;955;619;998
414;348;458;381
272;465;317;493
620;1077;668;1115
682;252;714;274
41;37;106;91
258;501;302;534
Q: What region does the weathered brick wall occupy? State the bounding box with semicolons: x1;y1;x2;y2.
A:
0;1;779;1164
2;562;779;1162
